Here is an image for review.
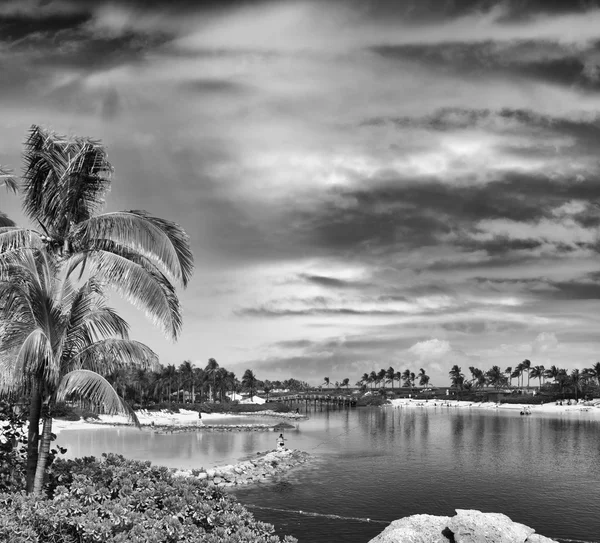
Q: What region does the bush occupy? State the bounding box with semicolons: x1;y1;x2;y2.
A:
0;401;27;492
0;454;296;543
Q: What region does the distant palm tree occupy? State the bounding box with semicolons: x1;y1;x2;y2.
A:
570;369;583;400
242;369;258;399
486;366;504;389
418;368;430;395
323;377;330;389
529;365;545;390
342;378;350;390
504;367;513;387
521;359;531;389
204;358;220;402
369;371;377;390
402;369;411;389
361;373;369;389
377;369;387;388
179;360;194;403
544;365;560;384
386;366;395;389
583;362;600;396
449;365;464;398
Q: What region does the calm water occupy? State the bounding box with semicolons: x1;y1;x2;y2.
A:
57;406;600;543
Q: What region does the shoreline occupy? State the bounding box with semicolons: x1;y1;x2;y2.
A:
52;408;307;434
387;397;600;417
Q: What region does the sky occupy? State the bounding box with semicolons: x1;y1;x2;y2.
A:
2;0;600;386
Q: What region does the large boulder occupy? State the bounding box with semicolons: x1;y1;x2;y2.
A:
369;514;451;543
368;510;558;543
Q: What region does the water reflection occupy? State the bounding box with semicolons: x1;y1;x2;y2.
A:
57;406;600;543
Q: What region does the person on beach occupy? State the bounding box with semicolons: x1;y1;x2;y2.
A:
277;433;285;450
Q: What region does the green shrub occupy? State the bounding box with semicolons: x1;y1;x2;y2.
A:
0;454;296;543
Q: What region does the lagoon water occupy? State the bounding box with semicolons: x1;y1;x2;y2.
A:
57;406;600;543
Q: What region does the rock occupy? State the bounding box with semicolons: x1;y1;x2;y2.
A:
368;510;558;543
449;510;534;543
369;514;450;543
526;535;558;543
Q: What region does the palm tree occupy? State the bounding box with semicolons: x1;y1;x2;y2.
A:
544;365;560;384
583;362;600;397
486;366;504;389
449;365;464;398
377;369;387;389
504;366;513;387
342;378;350;390
418;368;430;396
0;127;192;493
521;359;531;389
323;377;330;389
529;365;545;390
361;373;369;389
402;369;411;389
204;358;220;402
179;360;194;404
570;369;584;400
0;251;158;495
242;369;258;399
369;370;377;391
386;367;395;389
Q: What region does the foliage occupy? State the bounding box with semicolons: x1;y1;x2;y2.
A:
0;400;28;492
52;403;100;421
0;454;296;543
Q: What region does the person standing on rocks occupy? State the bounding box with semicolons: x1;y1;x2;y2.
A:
277;433;286;450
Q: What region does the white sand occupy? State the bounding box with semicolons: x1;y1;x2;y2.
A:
387;397;600;418
52;409;240;434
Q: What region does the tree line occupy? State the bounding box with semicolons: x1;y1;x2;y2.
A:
107;358;309;406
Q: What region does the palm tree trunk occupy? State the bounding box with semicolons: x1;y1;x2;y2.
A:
25;381;42;493
32;413;53;496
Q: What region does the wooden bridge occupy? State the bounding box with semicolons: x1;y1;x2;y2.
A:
276;394;357;407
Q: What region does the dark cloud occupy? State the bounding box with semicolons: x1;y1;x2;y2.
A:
180;79;251;95
371;42;600;91
298;274;369;289
236;307;409;317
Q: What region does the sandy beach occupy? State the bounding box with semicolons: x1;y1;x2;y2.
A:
387;397;600;418
52;408;304;433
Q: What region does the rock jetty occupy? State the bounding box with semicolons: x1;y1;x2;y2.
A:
369;509;557;543
172;448;310;488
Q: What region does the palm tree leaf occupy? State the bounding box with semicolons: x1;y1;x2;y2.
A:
65;338;158;376
0;166;17;193
55;370;139;426
15;329;58;386
0;213;15;227
72;210;193;287
67;250;182;340
0;228;44;254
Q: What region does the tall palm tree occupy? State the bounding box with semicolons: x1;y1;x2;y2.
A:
361;373;369;389
449;365;464;398
583;362;600;397
323;377;330;389
418;368;430;395
529;365;545;390
0;126;192;492
521;359;531;389
570;369;583;400
342;378;350;390
0;251;158;495
402;369;411;389
369;370;377;390
377;368;387;389
504;366;513;388
486;366;504;389
544;365;560;384
179;360;194;403
242;369;258;399
386;367;395;389
204;358;220;402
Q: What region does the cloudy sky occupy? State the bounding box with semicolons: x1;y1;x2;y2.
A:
2;0;600;386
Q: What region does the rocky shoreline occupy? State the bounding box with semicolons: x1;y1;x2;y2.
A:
172;448;311;488
369;509;557;543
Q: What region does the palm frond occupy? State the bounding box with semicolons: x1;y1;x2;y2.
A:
65;338;158;376
0;228;44;255
0;166;17;193
15;329;58;386
55;370;139;426
0;213;15;227
72;210;193;287
68;250;182;340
